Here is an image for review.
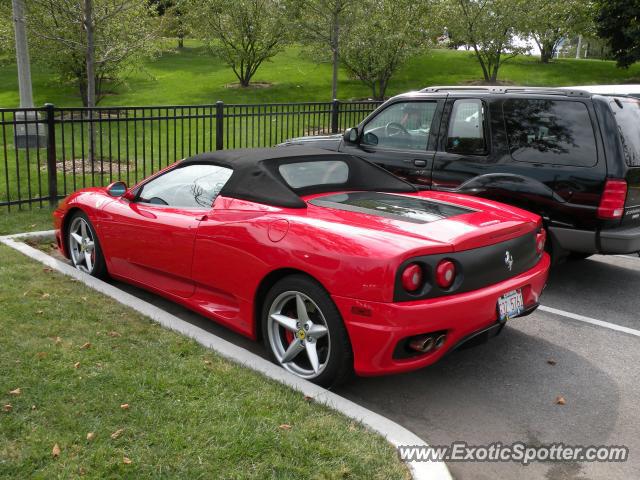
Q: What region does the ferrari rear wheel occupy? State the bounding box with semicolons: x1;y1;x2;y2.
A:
262;275;353;387
67;212;107;278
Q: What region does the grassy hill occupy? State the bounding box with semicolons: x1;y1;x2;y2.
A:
1;41;640;107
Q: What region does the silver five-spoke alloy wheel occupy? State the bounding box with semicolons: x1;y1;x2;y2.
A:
267;291;331;379
69;216;96;274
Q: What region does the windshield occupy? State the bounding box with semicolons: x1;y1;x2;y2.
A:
609;98;640;166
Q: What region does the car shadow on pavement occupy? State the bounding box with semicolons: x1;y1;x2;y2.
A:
338;324;620;447
337;324;622;479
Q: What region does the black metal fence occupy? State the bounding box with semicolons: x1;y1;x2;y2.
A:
0;100;381;211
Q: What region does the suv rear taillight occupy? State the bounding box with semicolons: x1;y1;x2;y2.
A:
598;179;627;220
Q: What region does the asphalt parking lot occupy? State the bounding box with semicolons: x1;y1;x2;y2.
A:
85;254;640;479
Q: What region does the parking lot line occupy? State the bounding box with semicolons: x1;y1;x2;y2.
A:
539;305;640;338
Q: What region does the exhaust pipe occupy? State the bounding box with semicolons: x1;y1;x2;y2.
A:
434;334;447;349
409;335;434;353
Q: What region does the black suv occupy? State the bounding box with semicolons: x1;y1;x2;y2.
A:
281;86;640;260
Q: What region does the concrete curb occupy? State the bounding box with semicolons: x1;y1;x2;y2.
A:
1;230;452;480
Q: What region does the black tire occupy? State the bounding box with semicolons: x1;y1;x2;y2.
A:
66;211;108;279
261;274;353;388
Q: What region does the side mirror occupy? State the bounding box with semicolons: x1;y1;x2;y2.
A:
363;132;378;145
344;127;359;143
106;181;128;197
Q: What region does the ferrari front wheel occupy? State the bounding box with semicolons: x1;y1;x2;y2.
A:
262;275;353;387
67;212;107;278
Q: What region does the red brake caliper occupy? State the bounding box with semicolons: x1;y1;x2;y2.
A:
285;329;294;344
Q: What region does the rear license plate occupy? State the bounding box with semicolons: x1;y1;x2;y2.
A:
498;289;524;321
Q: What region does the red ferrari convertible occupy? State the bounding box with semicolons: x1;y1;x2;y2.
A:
54;147;550;386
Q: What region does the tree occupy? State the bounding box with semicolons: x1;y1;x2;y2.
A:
596;0;640;68
152;0;189;49
287;0;352;100
188;0;288;87
340;0;430;100
442;0;528;83
26;0;161;105
523;0;594;63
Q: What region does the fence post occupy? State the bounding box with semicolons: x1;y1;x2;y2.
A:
215;101;224;150
330;99;340;134
45;103;58;207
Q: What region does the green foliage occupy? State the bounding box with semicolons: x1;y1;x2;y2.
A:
441;0;528;83
285;0;353;98
522;0;595;63
596;0;640;68
340;0;430;100
25;0;162;105
0;0;13;60
2;41;640;108
152;0;190;48
187;0;289;87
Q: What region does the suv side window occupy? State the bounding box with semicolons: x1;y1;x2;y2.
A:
362;101;436;151
503;99;597;167
446;99;486;155
609;97;640;166
138;164;233;208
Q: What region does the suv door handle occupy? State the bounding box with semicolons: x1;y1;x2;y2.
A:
413;159;427;167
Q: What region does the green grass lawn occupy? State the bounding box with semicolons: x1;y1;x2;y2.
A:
1;42;640;108
0;242;410;479
0;207;54;235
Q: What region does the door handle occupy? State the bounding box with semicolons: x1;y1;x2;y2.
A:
413;159;427;167
195;214;208;221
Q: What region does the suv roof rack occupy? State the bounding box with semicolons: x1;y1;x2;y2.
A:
419;86;590;97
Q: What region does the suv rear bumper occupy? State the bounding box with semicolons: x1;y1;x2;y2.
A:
599;223;640;253
549;225;640;255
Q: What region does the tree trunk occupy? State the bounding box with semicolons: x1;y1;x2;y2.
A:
575;35;582;59
489;59;500;84
84;0;96;164
540;46;553;64
472;46;491;82
78;78;88;107
370;82;378;101
178;35;184;49
12;0;34;108
377;78;387;100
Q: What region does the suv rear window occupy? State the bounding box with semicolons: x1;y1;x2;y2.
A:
609;98;640;166
503;99;597;167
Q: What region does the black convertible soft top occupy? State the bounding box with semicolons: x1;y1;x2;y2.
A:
181;146;417;208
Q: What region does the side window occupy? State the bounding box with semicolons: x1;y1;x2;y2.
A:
503;99;597;167
609;98;640;166
138;164;233;208
362;101;437;151
446;99;486;154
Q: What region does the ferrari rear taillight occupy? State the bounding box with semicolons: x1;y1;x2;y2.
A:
535;228;546;255
598;179;627;220
401;263;423;292
435;260;456;289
